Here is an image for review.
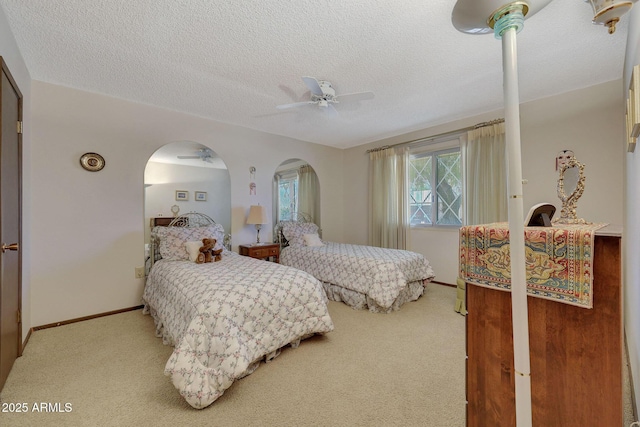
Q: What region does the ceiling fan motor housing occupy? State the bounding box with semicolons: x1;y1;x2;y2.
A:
275;76;373;113
311;81;336;105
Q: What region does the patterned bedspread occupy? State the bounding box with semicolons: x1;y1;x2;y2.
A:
280;243;435;310
142;252;334;409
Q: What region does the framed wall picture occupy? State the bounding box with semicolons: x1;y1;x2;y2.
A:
195;191;207;201
175;190;188;201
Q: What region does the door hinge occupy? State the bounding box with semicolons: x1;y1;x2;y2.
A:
17;310;21;324
17;121;23;134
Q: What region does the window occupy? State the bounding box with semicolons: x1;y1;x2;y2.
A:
409;144;462;227
277;173;298;221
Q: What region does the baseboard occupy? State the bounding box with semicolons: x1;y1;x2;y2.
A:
632;363;639;423
20;328;32;356
626;331;639;422
431;280;456;288
31;305;144;332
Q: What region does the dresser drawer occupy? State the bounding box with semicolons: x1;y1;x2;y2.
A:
253;248;269;257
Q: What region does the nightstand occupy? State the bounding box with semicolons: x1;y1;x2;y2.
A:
238;243;280;263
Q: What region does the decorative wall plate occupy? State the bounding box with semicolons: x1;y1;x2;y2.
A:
80;152;105;172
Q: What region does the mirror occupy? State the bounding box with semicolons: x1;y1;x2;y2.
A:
562;165;580;196
273;159;320;226
554;157;587;224
144;141;231;243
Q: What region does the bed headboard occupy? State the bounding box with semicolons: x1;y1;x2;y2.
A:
148;213;231;271
274;212;320;247
166;212;217;228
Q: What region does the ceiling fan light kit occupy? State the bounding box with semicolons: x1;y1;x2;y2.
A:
586;0;636;34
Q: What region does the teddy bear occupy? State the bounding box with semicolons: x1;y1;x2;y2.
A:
212;243;223;262
196;238;223;263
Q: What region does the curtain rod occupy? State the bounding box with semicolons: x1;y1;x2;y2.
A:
365;118;504;153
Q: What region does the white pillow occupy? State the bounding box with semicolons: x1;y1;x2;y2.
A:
157;224;225;260
282;222;319;246
302;233;324;247
185;240;202;262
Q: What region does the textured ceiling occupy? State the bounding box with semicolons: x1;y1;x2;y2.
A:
0;0;631;149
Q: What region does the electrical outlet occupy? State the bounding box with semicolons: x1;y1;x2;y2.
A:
135;267;144;278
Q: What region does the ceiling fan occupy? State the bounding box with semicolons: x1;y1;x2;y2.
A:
276;76;374;117
177;148;214;163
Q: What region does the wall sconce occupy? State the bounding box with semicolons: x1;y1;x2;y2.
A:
585;0;635;34
246;205;268;244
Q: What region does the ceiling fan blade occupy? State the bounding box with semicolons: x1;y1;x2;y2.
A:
302;76;324;96
276;101;314;110
336;91;375;103
324;103;339;118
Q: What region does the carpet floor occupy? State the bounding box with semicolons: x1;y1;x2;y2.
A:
0;283;635;426
1;284;466;426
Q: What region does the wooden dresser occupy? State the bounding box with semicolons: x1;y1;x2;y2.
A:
239;243;280;263
465;231;622;426
150;217;175;227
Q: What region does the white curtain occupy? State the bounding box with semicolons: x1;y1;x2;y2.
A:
298;165;320;226
368;147;409;249
462;122;508;225
272;175;280;223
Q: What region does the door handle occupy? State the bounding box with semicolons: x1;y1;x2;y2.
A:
1;243;19;253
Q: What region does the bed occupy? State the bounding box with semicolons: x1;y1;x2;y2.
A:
142;213;334;409
276;214;436;313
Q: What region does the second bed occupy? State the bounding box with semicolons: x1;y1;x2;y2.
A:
277;219;436;313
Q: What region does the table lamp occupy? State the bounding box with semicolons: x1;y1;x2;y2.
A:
246;205;268;244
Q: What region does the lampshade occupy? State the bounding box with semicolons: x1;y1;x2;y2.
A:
451;0;553;34
587;0;635;34
246;205;268;225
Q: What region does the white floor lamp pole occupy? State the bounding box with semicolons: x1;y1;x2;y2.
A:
498;8;531;426
452;1;552;426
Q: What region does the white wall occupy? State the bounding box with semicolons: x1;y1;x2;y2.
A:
623;5;640;415
344;81;624;285
29;81;344;327
0;6;32;341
